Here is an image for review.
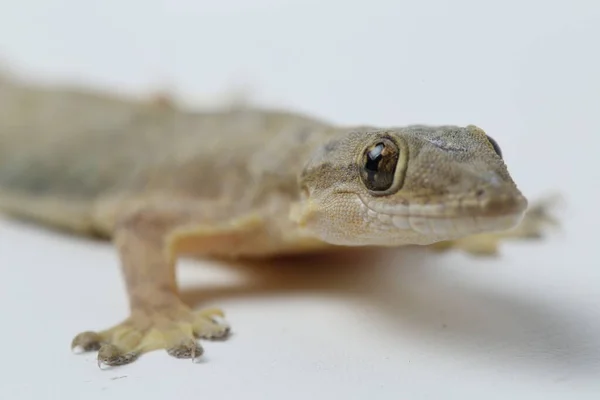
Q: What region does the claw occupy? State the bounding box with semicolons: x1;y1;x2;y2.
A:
166;339;204;360
206;325;231;341
97;344;139;368
72;306;230;367
192;311;231;340
71;331;103;353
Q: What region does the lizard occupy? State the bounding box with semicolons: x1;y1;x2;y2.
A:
0;72;555;367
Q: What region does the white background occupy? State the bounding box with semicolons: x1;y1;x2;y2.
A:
1;1;599;399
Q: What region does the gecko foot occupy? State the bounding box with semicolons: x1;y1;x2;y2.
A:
431;194;561;256
71;305;230;368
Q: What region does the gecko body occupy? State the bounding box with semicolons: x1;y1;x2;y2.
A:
0;73;552;366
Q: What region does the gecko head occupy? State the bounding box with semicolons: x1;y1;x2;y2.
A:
293;125;528;246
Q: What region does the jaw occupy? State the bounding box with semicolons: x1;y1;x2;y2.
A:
301;191;529;247
368;210;526;245
351;191;528;245
324;212;527;247
292;186;529;247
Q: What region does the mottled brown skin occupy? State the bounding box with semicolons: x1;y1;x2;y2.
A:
0;73;555;367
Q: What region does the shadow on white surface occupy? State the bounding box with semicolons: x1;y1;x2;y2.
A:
180;245;600;377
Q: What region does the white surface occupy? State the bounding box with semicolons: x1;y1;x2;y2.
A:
1;1;599;399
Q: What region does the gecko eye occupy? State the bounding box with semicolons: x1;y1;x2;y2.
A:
486;135;503;158
360;138;400;192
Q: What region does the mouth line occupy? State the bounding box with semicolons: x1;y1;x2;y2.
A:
356;193;527;237
356;193;528;220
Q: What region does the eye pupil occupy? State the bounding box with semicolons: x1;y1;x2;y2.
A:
366;144;384;172
360;139;400;192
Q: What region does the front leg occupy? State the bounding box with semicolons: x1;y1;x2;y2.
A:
71;203;263;367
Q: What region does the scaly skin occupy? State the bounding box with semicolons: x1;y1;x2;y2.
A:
0;72;554;367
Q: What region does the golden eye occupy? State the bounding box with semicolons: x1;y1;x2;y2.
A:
486;135;503;158
360;138;400;192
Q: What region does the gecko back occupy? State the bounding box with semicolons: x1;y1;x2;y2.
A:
0;73;328;235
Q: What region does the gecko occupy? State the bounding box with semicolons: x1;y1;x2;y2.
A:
0;72;555;367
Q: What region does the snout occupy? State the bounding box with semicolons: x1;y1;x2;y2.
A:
466;186;528;218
